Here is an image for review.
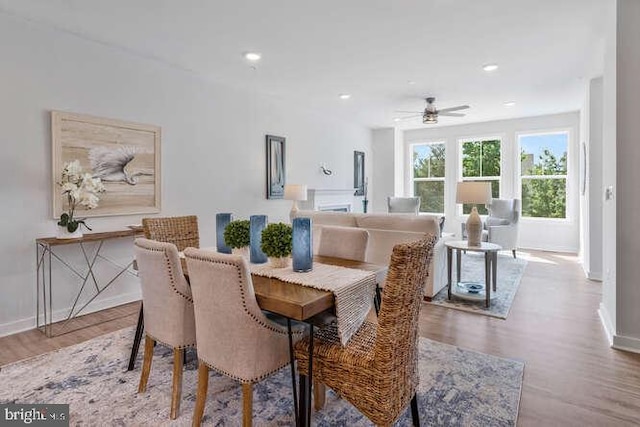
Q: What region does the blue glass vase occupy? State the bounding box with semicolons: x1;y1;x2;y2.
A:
292;217;313;272
216;213;232;254
250;215;268;264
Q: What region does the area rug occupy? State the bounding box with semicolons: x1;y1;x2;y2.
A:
429;253;527;319
0;326;524;426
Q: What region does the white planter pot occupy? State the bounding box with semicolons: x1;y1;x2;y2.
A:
232;246;249;259
269;256;290;268
56;226;83;239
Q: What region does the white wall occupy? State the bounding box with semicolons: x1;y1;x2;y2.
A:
400;113;580;252
610;0;640;352
580;77;604;281
371;128;394;213
0;13;372;336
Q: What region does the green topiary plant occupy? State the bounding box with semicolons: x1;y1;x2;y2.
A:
223;219;250;249
261;222;293;258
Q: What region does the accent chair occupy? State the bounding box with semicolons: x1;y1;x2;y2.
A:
387;196;421;214
461;198;520;257
134;238;196;420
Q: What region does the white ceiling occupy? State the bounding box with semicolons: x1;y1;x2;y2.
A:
0;0;606;129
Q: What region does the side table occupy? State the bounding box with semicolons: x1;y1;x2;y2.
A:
36;229;142;337
445;240;502;308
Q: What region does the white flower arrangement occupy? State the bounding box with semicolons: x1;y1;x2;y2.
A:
58;160;105;232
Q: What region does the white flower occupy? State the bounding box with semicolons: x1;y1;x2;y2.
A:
59;159;105;213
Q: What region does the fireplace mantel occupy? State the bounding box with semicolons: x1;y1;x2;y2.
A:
300;188;358;212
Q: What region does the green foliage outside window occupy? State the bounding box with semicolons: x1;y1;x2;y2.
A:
412;143;445;213
521;148;567;218
462;139;501;214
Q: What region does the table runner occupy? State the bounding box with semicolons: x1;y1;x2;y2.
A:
250;263;376;345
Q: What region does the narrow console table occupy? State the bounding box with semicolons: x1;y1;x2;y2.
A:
36;229;142;337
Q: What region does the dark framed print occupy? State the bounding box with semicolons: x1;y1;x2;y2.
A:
354;150;365;196
266;135;286;199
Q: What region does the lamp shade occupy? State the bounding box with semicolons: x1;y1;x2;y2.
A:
284;184;307;201
456;181;492;205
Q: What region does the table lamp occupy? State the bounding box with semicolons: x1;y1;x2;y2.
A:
456;181;492;246
284;184;307;218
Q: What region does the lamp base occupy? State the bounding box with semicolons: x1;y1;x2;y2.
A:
466;206;483;246
289;201;299;221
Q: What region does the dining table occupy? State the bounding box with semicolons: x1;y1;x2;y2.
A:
128;253;387;427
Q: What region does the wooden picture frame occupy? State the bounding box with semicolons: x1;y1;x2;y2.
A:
354;150;365;196
266;135;286;199
51;111;161;218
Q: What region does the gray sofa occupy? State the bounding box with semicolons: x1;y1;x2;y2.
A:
292;210;450;299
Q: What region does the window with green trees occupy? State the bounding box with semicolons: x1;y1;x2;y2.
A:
460;138;501;214
411;142;445;213
519;132;568;218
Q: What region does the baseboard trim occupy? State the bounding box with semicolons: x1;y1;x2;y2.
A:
598;302;615;346
612;334;640;354
0;291;141;338
587;271;603;281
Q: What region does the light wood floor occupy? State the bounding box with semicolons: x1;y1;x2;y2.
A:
1;250;639;426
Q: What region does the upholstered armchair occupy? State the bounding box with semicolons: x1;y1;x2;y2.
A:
294;237;436;427
461;198;520;258
133;238;196;420
184;248;303;427
387;196;421;214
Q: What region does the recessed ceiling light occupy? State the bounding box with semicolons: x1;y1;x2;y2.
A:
339;93;351;100
407;80;416;85
504;101;516;107
243;52;261;62
393;118;402;122
482;63;499;72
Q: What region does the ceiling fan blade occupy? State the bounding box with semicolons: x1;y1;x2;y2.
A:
438;112;466;117
395;110;424;114
437;105;470;113
395;114;423;120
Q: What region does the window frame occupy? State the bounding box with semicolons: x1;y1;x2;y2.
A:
409;140;446;215
457;135;503;216
517;130;571;221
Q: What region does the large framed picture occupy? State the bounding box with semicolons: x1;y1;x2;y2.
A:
354;150;365;196
266;134;286;199
51;111;161;217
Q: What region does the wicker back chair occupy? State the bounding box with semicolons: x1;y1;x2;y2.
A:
133;238;196;420
294;236;436;426
142;215;199;251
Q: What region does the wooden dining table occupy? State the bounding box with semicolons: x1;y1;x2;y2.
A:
128;253;386;427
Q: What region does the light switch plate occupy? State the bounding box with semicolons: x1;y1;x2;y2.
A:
605;186;614;201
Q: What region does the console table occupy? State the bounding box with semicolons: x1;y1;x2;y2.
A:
36;229;142;337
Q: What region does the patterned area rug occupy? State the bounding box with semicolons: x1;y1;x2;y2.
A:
0;327;524;426
429;253;528;319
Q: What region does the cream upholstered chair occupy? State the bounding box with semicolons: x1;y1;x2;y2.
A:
184;248;303;427
387;196;421;214
128;215;200;371
294;237;436;426
461;199;520;258
317;225;369;262
134;238;196;420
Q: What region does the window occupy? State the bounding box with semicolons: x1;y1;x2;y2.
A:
519;132;568;219
460;138;501;214
411;142;445;213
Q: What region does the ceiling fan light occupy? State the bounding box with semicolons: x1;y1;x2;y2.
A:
423;113;438;124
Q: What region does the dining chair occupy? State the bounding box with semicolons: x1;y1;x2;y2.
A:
128;215;200;371
317;225;369;262
133;238;196;420
142;215;200;251
294;236;436;426
184;248;303;427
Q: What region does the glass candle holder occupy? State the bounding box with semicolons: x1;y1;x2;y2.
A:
250;215;268;264
292;217;313;272
216;213;232;254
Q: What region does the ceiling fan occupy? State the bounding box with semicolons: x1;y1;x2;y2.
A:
396;97;470;124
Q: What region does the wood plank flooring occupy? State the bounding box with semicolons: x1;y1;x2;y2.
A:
1;250;639;426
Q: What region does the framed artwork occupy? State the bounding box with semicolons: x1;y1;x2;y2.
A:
266;135;286;199
51;111;161;217
354;150;365;196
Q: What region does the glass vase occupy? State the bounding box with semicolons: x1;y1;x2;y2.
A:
250;215;268;264
216;213;232;254
292;217;313;272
